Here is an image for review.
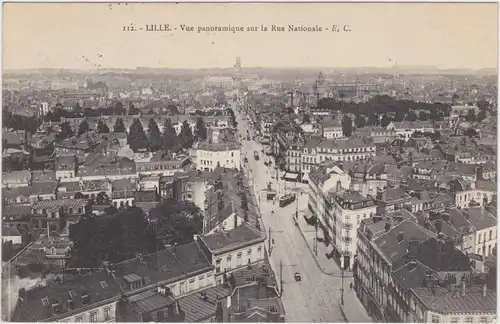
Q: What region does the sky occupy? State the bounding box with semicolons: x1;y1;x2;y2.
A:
2;2;498;70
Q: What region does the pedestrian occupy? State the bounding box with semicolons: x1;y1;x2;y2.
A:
350;282;353;290
272;238;275;245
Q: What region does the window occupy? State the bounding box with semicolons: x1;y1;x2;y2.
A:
226;255;232;270
104;307;111;320
237;253;242;267
162;265;170;272
215;259;221;273
75;316;83;322
450;318;459;323
179;281;185;294
431;315;440;323
465;318;473;323
157;310;165;321
489;230;493;240
257;246;263;259
198;275;205;288
100;281;108;289
41;297;50;306
68;290;76;299
480;318;488;323
188;278;195;291
90;311;98;322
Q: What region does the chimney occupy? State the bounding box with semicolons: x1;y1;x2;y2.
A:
397;231;404;243
483;284;487;297
408;260;417;272
407;240;419;259
461;281;466;297
384;222;391;232
18;288;27;302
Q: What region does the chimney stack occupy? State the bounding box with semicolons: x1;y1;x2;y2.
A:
461;281;466;297
397;231;404;243
483;284;487;297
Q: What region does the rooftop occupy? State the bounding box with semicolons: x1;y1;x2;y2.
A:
11;271;122;322
200;223;264;255
412;285;497;314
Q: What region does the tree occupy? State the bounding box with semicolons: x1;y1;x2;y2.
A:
367;113;378;126
354;114;366;128
147;118;162;152
97;120;110;133
113;101;126;115
78;120;90;136
394;111;405;122
341;115;353;137
418;111;429;121
380;114;392;128
91;192;110;205
406;111;418;122
466;109;477;123
194;117;208;141
57;122;74;140
127;118;148;152
2;109;12;128
24;116;38;134
128;103;140;115
69;208;156;267
464;128;478;137
179;120;194;149
113;118;126;133
162;118;179;152
73;102;83;114
148;199;203;246
477;109;487;122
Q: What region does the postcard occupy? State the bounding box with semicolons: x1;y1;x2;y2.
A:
2;2;498;323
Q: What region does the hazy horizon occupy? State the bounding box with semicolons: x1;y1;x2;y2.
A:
3;3;498;71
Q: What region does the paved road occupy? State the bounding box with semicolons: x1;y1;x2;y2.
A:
233;102;347;322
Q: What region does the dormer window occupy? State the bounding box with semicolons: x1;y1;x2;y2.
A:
41;297;50;306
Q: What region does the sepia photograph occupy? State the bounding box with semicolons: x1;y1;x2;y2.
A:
1;2;498;323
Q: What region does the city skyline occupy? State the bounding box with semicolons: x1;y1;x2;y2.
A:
3;2;498;71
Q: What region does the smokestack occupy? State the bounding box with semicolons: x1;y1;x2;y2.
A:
461;281;466;297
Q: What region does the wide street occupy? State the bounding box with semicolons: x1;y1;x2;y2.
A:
232;101;348;322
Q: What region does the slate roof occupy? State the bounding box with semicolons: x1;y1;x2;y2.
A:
200;223;265;255
393;260;440;290
32;199;88;211
112;242;212;292
2;226;21;237
475;180;496;191
178;285;231;322
462;208;497;231
411;285;497;314
373;219;436;265
11;271;122;322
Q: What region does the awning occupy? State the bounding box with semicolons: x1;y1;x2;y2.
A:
283;173;299;180
302;173;310;182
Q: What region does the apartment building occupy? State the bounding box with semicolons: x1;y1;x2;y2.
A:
355;215;479;322
272;126;305;178
327;190;377;270
196;223;266;283
196;142;241;172
300;137;376;183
